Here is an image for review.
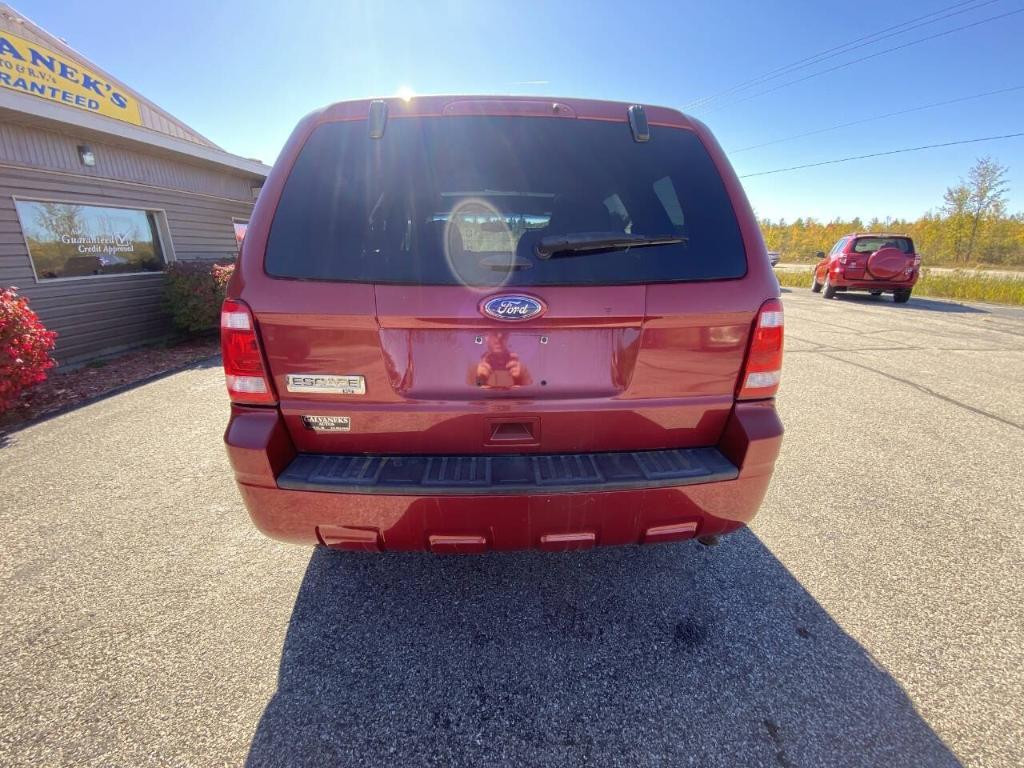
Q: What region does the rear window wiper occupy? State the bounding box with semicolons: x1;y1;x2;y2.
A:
535;231;686;259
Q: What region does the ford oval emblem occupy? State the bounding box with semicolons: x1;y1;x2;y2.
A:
480;294;546;322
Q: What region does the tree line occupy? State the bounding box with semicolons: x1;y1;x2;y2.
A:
760;157;1023;267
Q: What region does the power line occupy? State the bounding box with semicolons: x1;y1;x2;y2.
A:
730;84;1024;153
682;0;1002;112
684;0;998;111
737;132;1024;178
696;7;1024;115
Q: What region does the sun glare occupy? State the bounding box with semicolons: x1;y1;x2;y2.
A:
396;85;415;102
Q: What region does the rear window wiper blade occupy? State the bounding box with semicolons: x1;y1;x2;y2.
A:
535;231;686;259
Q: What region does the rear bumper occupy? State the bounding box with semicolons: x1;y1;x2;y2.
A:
224;401;783;552
829;269;918;290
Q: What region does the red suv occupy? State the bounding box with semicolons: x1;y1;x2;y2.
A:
812;233;920;303
222;96;784;553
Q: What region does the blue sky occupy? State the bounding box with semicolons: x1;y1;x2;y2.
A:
20;0;1024;221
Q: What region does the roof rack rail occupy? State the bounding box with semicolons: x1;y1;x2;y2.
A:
627;104;649;143
368;99;388;139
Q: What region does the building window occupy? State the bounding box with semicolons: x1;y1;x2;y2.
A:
233;219;249;254
15;200;167;280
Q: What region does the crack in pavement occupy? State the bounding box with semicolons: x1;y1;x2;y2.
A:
821;352;1024;432
788;345;1019;354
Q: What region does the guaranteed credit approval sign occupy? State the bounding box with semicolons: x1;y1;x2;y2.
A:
0;31;142;126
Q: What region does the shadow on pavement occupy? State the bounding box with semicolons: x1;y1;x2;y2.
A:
832;292;987;314
247;531;960;768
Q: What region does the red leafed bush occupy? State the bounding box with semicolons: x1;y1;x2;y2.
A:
0;286;57;413
164;261;235;334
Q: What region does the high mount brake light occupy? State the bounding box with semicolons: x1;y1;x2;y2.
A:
221;298;276;405
737;298;784;400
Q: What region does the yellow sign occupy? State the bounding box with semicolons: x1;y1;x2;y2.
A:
0;31;142;126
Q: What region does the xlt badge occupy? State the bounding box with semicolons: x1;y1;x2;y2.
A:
301;415;351;432
286;374;366;395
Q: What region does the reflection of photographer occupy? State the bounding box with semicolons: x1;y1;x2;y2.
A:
470;332;532;388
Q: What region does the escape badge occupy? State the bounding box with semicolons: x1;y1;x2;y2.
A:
286;374;366;395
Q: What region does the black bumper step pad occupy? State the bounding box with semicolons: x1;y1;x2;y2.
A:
277;447;738;496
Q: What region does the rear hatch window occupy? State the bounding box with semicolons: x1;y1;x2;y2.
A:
265;116;746;286
852;236;914;253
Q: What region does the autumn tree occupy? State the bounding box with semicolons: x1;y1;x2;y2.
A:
758;157;1022;267
964;156;1008;261
943;157;1009;262
942;183;971;261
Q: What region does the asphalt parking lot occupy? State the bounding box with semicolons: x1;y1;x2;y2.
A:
2;288;1023;767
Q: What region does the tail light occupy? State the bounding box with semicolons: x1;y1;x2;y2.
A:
221;298;276;405
737;298;784;400
837;252;865;277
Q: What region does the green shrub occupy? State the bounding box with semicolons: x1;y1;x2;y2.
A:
164;261;235;334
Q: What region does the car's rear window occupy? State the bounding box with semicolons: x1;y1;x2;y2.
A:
852;236;914;254
265;115;746;286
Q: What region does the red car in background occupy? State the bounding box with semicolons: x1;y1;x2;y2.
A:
812;233;920;303
221;95;784;553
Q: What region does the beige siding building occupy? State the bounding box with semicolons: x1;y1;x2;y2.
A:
0;3;270;363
